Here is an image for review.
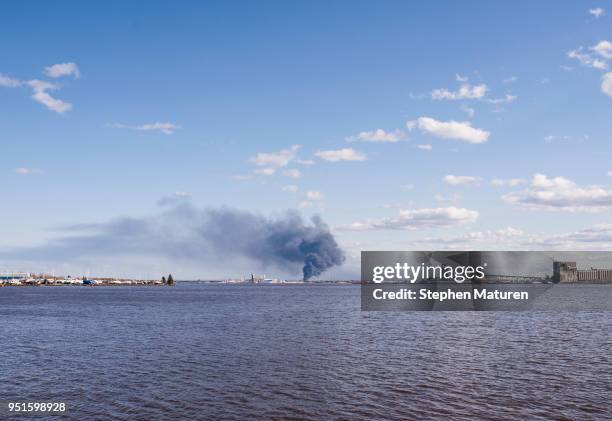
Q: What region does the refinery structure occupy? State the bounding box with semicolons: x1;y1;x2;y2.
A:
553;261;612;283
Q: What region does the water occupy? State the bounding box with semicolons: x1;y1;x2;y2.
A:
1;284;611;420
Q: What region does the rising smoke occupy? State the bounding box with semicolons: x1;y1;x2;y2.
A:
2;204;345;280
201;208;345;279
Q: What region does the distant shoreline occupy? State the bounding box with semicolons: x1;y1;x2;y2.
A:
0;280;361;287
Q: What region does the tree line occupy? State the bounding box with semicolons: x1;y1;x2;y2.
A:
161;274;175;285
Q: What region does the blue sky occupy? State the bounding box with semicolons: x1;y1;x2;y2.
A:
2;1;612;279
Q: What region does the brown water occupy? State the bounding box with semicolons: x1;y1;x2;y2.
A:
1;284;611;420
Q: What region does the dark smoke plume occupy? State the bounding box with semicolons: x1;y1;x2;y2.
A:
201;208;345;279
2;204;345;280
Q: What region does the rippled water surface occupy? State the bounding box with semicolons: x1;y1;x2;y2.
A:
1;284;611;420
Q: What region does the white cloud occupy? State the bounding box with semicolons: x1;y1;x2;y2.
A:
44;62;80;79
15;167;39;175
589;8;605;19
431;83;488;100
568;47;607;69
282;185;298;192
109;122;180;135
306;190;324;200
231;174;253;181
541;224;612;248
254;167;276;176
0;73;22;87
434;193;463;203
543;134;589;143
344;206;478;230
484;94;518;105
567;42;612;98
346;128;403;143
443;175;481;185
157;191;191;206
295;159;315;166
298;201;314;209
27;79;73;113
431;76;514;107
591;40;612;59
408;117;490;144
460;105;475;117
502;173;612;212
455;74;469;82
250;145;300;170
491;178;525;187
248;145;302;176
602;72;612;97
315;148;366;162
413;227;527;247
417;224;612;250
416;144;432;150
136;122;180;134
282;169;302;178
1;65;78;113
517;225;612;249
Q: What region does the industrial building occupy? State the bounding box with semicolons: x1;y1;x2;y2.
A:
0;272;31;282
553;261;612;283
